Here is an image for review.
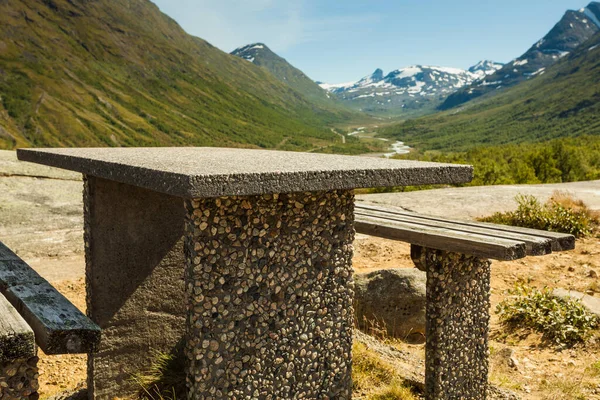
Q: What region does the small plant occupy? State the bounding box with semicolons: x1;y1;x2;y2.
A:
480;193;598;237
132;349;186;400
496;284;599;347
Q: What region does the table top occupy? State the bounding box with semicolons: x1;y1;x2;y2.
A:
17;147;473;198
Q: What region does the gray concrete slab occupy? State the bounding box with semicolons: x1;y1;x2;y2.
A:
17;147;472;198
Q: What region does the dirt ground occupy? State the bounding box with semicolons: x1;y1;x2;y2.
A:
1;150;599;399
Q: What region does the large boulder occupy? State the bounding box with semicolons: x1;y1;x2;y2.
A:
354;268;426;340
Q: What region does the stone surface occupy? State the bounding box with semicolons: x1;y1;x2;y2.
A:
184;190;355;399
0;294;35;363
0;356;39;400
17;147;473;198
354;269;426;339
83;176;187;400
357;179;600;220
552;288;600;317
418;247;491;400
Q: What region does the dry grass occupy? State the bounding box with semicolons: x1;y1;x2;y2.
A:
352;342;418;400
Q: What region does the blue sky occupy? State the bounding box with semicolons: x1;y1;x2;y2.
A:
152;0;591;83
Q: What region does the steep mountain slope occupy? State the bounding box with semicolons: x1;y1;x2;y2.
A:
0;0;343;150
440;2;600;110
319;61;502;117
380;32;600;151
231;43;340;108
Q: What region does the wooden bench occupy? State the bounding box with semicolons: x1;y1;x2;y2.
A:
354;201;575;400
1;292;38;398
0;242;101;355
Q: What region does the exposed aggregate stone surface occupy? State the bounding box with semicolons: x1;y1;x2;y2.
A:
0;357;39;400
421;248;491;400
184;190;355;399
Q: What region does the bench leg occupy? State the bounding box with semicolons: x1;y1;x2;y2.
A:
0;356;39;399
412;245;491;400
184;190;354;399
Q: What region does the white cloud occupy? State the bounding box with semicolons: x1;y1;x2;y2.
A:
153;0;380;52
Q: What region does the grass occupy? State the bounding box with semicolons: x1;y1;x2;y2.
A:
132;349;186;400
134;342;419;400
352;342;418;400
479;192;599;237
496;284;599;347
0;0;362;151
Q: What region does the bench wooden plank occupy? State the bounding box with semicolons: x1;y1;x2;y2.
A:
0;293;35;362
0;242;100;355
355;208;552;256
355;215;527;260
356;203;575;251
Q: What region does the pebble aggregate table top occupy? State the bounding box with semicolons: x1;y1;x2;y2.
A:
17;147;473;198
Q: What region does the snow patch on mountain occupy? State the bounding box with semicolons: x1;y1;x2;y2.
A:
582;6;600;27
318;60;503;113
231;43;267;63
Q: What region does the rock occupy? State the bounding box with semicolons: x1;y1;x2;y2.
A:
552;288;600;317
589;269;598;279
354;268;426;339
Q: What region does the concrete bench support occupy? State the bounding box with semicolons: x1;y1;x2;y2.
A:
0;293;38;400
83;176;187;399
412;245;491;400
184;190;355;399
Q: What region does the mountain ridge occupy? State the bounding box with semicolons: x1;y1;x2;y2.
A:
0;0;346;150
439;1;600;110
230;42;342;109
318;61;502;116
379;31;600;151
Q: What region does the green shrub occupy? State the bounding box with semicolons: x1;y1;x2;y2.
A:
496;285;599;347
480;194;597;237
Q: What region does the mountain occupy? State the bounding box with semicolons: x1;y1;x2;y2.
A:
379;32;600;151
0;0;346;150
468;60;504;78
439;1;600;110
231;43;337;108
319;61;502;116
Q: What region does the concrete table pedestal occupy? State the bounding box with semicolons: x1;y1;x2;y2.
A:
18;147;471;400
184;191;354;399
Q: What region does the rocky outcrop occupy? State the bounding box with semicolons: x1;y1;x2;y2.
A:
353;268;426;340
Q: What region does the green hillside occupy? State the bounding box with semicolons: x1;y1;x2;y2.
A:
231;43;343;110
380;32;600;152
0;0;349;150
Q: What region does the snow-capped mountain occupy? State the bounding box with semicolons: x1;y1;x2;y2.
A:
319;62;502;115
440;1;600;110
232;43;265;63
468;60;504;78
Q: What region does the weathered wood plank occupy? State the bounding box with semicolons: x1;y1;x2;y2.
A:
355;215;526;260
355;208;552;256
0;293;35;362
356;203;575;251
0;242;100;355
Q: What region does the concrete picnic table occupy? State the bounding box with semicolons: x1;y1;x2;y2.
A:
17;147;472;400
